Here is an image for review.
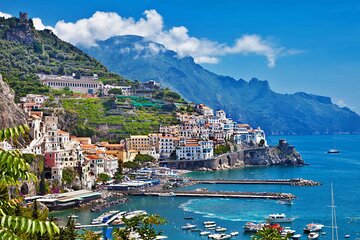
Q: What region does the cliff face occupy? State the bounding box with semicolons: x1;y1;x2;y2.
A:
0;74;26;128
243;144;304;166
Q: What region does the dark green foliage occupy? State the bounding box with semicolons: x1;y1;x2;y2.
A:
123;161;140;169
59;217;77;240
134;154;156;163
214;144;231;155
108;88;123;95
62;167;77;186
97;173;111;183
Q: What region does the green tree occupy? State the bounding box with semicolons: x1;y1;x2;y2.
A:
62;167;77;187
0;125;60;239
97;173;111;184
123;161;140;170
134;154;156;164
113;214;166;240
80;230;101;240
108;88;123;95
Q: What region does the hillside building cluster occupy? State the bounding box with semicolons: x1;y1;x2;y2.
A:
4;93;266;189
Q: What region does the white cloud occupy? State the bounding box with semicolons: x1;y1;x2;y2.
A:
27;9;298;67
32;17;54;31
336;99;347;107
0;11;12;19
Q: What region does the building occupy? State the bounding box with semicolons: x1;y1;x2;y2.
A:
175;139;214;161
159;136;179;159
102;84;132;96
38;74;102;94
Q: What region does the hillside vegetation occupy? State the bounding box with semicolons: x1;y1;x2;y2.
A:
0;16;125;98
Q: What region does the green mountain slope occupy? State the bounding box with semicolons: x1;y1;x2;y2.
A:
80;35;360;135
0;15;123;98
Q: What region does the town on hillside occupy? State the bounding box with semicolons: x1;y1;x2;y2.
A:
0;73;273;208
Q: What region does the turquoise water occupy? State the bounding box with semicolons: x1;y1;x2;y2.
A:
52;135;360;239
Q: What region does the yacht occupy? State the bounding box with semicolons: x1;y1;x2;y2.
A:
266;213;295;223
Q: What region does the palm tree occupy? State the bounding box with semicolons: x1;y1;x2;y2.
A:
0;124;60;239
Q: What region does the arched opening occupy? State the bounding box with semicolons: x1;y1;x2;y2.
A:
20;183;29;195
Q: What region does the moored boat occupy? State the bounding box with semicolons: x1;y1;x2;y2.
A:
292;234;302;239
243;222;265;233
303;223;324;233
308;232;319;239
181;223;197;230
203;221;216;225
205;223;217;228
215;227;227;232
266;213;295;223
230;231;239;236
200;231;211;236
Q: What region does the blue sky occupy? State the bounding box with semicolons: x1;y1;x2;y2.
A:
1;0;360;112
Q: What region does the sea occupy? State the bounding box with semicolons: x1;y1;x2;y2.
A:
51;135;360;239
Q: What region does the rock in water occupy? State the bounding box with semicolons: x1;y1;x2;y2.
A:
0;74;26;128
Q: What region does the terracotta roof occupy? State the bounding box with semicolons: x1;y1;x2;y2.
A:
81;144;97;149
57;130;69;135
87;155;100;159
184;143;200;147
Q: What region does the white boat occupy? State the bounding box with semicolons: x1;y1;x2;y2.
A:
230;231;239;236
303;223;324;233
125;210;147;219
203;221;216;225
281;227;296;236
292;234;302;239
308;232;319;239
266;213;295;223
215;227;227;232
205;223;217;228
181;223;197;230
68;214;78;218
155;236;168;239
209;234;232;240
328;149;340;154
200;231;211;236
243;222;265;233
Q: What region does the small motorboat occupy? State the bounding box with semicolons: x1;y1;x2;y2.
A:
155;236;168;239
205;223;217;228
191;228;201;232
208;234;231;240
328;149;340;154
215;227;227;232
292;234;302;239
308;232;319;239
230;231;239;236
199;231;211;236
203;221;216;225
345;234;350;238
181;223;197;230
266;213;295;223
184;216;194;220
281;227;296;236
303;223;324;233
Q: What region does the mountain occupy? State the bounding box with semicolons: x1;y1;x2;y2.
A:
80;35;360;135
0;14;125;98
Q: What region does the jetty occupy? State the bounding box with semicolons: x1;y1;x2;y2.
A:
190;178;320;186
126;190;295;200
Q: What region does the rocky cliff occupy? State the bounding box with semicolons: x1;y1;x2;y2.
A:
243;140;304;166
0;74;26;128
